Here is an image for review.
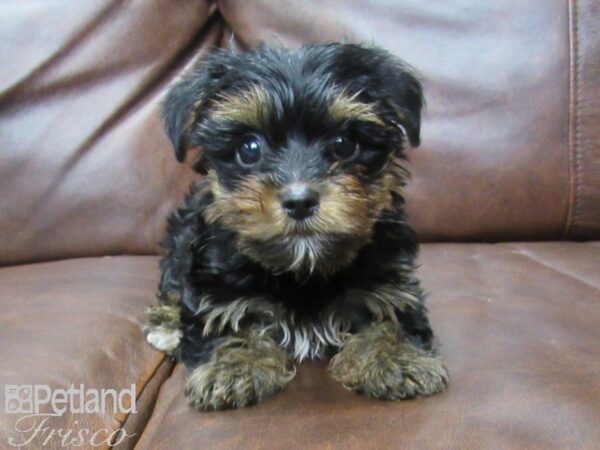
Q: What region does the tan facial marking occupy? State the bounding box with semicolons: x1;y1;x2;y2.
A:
204;153;408;241
316;175;373;236
209;85;271;127
328;90;385;126
315;174;390;237
201;153;409;275
204;170;287;241
314;153;410;235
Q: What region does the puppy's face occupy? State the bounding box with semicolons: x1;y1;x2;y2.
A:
163;44;423;275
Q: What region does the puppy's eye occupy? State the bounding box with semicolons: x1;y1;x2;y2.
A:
236;135;262;166
330;136;359;161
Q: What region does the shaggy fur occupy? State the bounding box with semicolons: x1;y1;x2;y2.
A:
145;43;448;410
186;328;295;410
329;322;449;399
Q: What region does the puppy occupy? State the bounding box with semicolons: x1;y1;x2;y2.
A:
145;43;448;410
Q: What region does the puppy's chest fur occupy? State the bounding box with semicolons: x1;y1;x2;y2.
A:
169;184;423;365
183;269;358;362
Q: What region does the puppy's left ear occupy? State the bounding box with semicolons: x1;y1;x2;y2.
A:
328;44;424;147
381;64;423;148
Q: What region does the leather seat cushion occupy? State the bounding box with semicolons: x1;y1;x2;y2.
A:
134;242;600;450
0;256;172;450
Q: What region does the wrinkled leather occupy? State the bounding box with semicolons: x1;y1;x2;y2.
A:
0;257;172;449
0;1;212;266
1;1;599;265
1;1;600;450
135;243;600;450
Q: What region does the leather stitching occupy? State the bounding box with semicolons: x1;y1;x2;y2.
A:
564;0;582;239
572;0;584;235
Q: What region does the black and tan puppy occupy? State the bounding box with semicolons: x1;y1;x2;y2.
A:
145;43;448;410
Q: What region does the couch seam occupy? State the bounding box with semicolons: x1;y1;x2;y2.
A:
564;0;581;239
499;243;600;292
113;354;174;448
132;365;184;450
572;0;584;235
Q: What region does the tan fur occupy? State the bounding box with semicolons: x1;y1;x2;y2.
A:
209;85;271;127
145;304;181;329
328;90;385;126
204;170;287;241
186;328;295;410
329;322;449;399
204;161;406;242
317;174;385;237
203;170;385;273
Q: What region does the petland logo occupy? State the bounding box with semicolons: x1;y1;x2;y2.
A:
4;384;136;448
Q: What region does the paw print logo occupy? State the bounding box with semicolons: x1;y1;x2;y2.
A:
4;385;33;414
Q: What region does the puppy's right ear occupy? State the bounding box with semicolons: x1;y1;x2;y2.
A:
162;50;233;162
162;75;203;162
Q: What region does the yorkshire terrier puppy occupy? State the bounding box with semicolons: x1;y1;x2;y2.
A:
145;43;448;410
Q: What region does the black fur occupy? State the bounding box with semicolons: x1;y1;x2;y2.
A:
148;43;447;409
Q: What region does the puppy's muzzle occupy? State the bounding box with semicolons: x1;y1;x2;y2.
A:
280;183;320;221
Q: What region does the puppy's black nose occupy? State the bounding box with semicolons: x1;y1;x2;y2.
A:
280;183;320;221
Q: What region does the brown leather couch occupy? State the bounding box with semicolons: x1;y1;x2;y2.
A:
1;1;599;449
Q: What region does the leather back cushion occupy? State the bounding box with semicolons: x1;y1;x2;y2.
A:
1;1;598;265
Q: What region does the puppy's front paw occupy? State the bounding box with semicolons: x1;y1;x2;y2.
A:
144;305;182;355
329;322;448;400
186;331;296;410
146;326;182;354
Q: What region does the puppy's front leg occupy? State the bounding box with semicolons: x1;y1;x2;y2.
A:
329;321;448;400
186;327;296;410
144;274;189;356
144;187;206;356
